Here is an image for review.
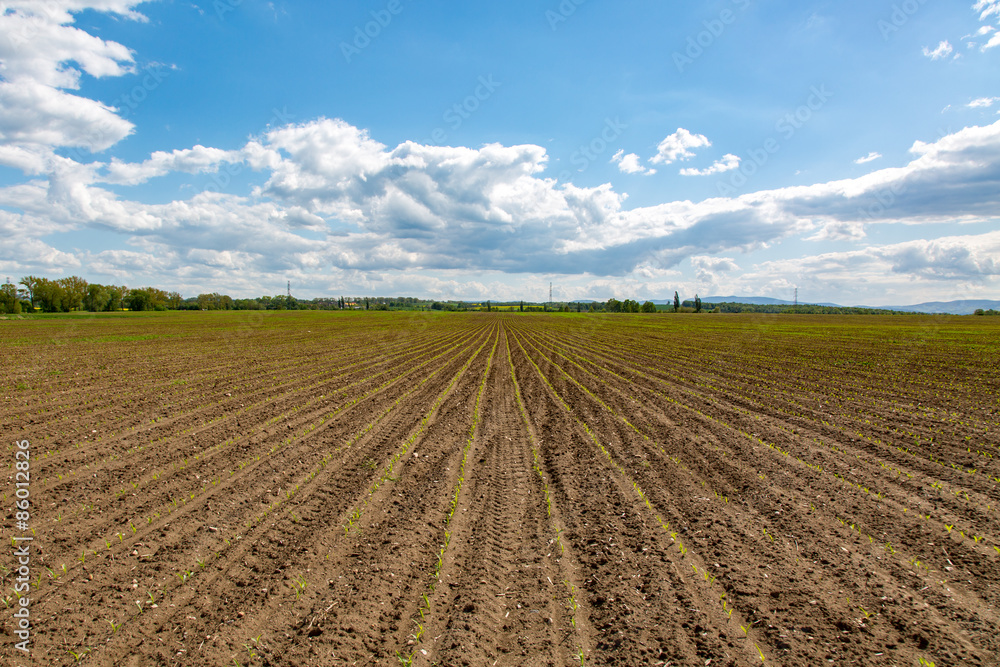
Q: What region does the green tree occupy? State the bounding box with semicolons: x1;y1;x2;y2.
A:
35;278;66;312
107;285;127;311
84;284;110;312
695;294;702;313
132;289;151;311
18;276;41;310
58;276;88;311
0;283;21;314
641;300;656;313
519;300;524;312
127;288;165;311
673;291;680;313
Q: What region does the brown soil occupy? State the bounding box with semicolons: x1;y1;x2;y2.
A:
1;311;998;666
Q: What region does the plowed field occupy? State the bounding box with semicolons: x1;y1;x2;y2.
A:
2;311;999;666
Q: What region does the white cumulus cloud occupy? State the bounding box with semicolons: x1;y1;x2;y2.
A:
650;128;711;165
854;152;883;164
975;0;1000;21
105;146;244;185
750;230;1000;290
0;1;145;170
679;154;741;176
610;150;656;175
968;97;1000;107
923;40;954;59
690;255;739;282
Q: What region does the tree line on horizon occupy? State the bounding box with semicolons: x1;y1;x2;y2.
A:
0;276;687;315
2;276;978;316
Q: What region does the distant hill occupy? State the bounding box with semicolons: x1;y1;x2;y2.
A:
865;300;1000;315
659;296;1000;315
651;295;841;307
593;296;998;314
701;295;842;307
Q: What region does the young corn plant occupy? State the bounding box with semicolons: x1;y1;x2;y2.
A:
564;580;579;627
242;642;258;661
67;647;92;663
292;574;308;601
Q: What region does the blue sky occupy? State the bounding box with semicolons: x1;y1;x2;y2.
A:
1;0;998;304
